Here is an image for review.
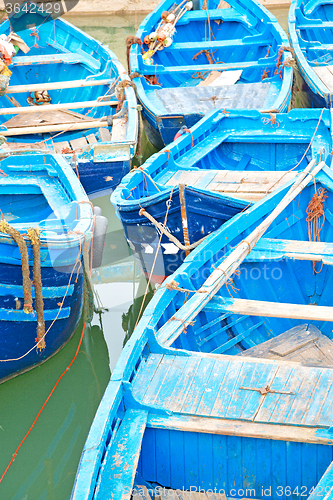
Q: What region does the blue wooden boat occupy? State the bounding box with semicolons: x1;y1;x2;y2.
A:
0;7;138;199
112;108;332;284
130;0;294;149
0;150;93;383
72;162;333;500
289;0;333;108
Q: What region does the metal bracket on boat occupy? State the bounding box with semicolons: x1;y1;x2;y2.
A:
122;381;172;416
146;325;190;357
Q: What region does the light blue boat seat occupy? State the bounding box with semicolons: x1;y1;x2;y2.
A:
142;59;275;75
177;8;256;28
171;37;271;51
10;52;101;72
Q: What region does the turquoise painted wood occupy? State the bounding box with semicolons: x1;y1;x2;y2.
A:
0;150;93;383
130;0;294;148
72;163;333;499
112;108;332;283
289;0;333;108
0;7;138;198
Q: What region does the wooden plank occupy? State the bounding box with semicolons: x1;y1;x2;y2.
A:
147;413;333;445
86;133;97;144
208;296;333;322
111;117;127;142
0;99;117;116
3;109;92;128
7;78;112;94
1;120;108;136
53;141;71;154
269;329;319;356
70;137;88;151
313;65;333;92
99;127;112;142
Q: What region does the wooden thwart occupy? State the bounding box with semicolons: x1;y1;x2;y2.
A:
209;296;333;322
0;98;117;116
6;78;112;94
1;120;108;136
166;169;298;201
147;413;333;445
238;324;333;366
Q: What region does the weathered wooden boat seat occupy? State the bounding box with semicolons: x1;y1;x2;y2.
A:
10;52;101;72
132;350;333;443
166;169;297;201
312;66;333;92
237;324;333;367
155;83;270;114
177;8;255;28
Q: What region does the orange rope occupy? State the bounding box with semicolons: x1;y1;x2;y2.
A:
306;187;328;274
0;320;87;484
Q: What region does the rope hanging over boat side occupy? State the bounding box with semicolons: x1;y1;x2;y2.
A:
306;187;328;274
275;46;296;78
126;36;143;74
0;220;33;313
27;228;45;350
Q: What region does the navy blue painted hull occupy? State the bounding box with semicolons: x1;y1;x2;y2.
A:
77;158;131;199
0;264;83;382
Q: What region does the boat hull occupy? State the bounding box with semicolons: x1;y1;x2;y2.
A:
117;186;249;283
0;260;84;383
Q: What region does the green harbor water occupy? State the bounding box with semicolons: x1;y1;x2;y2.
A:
0;7;289;499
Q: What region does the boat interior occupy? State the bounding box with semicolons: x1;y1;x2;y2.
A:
0;11;131;151
121;110;331;204
0;152;89;229
137;0;291;113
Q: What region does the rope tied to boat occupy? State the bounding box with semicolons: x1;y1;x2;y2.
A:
30;29;39;48
27;228;45;350
192;50;215;64
306;187;328;274
275;46;295;78
125;35;143;74
139;207;209;251
168;315;195;334
0;220;33;313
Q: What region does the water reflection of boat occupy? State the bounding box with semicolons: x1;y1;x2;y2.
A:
122;276;154;346
0;318;111;499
